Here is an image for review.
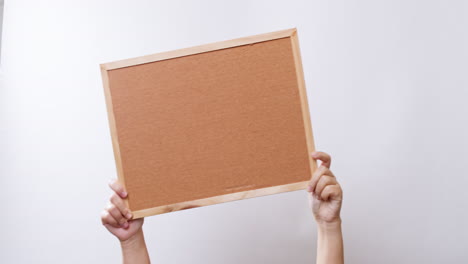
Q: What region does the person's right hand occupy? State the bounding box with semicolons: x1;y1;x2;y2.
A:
100;179;144;242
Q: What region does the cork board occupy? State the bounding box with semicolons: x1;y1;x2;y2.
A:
100;28;317;219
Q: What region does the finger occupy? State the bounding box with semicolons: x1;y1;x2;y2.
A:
307;166;333;193
311;151;331;168
101;210;119;228
321;184;343;201
109;179;127;198
110;193;132;220
107;203;127;227
315;175;337;199
307;166;327;192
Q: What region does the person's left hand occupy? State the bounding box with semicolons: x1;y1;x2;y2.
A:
307;151;343;225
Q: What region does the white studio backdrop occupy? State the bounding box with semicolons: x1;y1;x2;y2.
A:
1;0;467;263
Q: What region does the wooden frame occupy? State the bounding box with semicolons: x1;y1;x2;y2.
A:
100;28;316;219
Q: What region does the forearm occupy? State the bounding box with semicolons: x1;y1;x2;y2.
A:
120;229;150;264
316;220;344;264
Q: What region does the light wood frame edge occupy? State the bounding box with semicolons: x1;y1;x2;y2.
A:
100;28;297;71
290;30;317;174
100;65;129;209
132;181;309;218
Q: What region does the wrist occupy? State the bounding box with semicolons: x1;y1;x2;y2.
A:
317;218;342;232
120;229;145;250
119;228;150;263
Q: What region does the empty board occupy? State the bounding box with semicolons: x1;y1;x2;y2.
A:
100;28;316;218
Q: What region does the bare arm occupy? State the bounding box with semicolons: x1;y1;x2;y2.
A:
308;151;344;264
316;221;343;264
101;180;150;264
120;229;150;264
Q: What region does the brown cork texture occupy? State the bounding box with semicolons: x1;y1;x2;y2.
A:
103;32;315;216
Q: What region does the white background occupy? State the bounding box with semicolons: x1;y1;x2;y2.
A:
1;0;467;263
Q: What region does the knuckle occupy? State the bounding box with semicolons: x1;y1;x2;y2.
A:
323;184;332;192
105;214;114;222
102;214;111;225
321;167;329;174
100;211;108;221
110;193;119;204
317;183;325;192
318;176;329;185
108;204;117;212
337;184;343;194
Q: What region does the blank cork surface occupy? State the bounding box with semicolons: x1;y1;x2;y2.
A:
103;31;315;216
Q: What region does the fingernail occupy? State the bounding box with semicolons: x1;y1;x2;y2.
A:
123;222;129;229
307;186;313;192
126;213;132;219
121;191;127;197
